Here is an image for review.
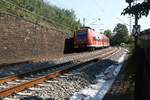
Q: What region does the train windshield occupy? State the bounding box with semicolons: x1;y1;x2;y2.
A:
77;31;86;37
76;31;87;42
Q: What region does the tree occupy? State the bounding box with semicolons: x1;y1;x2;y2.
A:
103;29;112;38
111;23;129;45
122;2;150;100
122;1;150;18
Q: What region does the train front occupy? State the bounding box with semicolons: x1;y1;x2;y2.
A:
74;29;88;50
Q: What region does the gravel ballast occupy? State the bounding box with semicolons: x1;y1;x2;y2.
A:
0;47;114;78
2;48;127;100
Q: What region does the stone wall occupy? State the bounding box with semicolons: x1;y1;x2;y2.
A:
0;12;65;64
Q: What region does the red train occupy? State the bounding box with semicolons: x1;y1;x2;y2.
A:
74;27;110;50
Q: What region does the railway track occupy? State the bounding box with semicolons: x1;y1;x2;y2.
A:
0;47;113;79
0;47;117;84
0;47;121;98
0;47;115;79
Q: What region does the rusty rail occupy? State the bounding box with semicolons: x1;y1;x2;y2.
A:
0;48;117;84
0;48;120;97
0;61;72;84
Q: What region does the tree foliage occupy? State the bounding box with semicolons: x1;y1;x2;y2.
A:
111;23;129;45
122;1;150;18
103;29;112;38
0;0;81;34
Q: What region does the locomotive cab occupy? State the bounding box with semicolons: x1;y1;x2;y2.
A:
74;29;88;49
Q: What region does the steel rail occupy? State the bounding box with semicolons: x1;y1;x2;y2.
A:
0;48;116;84
0;61;72;84
0;48;120;97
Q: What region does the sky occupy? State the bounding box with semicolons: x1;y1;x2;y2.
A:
45;0;150;33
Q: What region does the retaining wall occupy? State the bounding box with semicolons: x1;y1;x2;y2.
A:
0;12;65;64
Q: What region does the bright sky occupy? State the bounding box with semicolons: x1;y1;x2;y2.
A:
45;0;150;33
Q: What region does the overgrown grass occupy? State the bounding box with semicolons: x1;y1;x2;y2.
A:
0;0;81;34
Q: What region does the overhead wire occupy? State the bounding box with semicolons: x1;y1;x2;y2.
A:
87;0;105;27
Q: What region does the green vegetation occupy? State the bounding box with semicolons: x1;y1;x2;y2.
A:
103;29;112;38
0;0;81;34
110;23;129;46
122;1;150;52
122;1;150;18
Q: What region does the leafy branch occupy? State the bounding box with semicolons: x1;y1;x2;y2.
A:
122;1;150;18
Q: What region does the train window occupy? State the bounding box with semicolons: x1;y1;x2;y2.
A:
77;32;86;36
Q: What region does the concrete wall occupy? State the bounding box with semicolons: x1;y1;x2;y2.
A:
0;12;65;64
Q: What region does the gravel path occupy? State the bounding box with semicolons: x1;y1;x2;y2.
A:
103;52;135;100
